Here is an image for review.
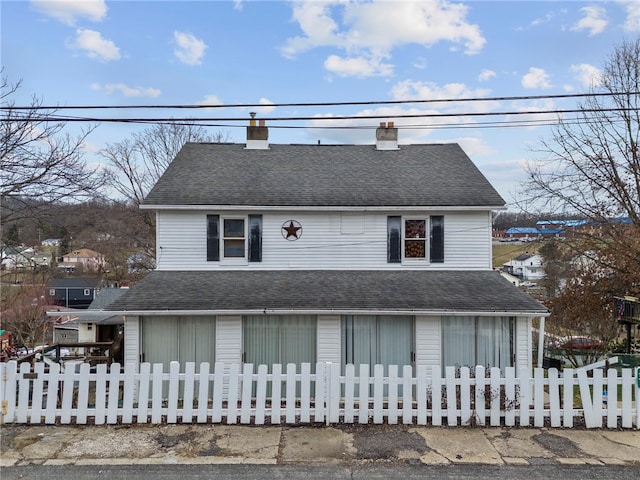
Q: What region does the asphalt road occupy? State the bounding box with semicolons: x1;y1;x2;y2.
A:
2;464;638;480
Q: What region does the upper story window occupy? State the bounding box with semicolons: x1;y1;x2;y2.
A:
207;214;262;263
388;215;444;264
223;218;246;258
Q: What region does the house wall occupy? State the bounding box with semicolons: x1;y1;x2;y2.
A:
415;315;441;368
155;210;492;270
78;323;95;343
124;316;140;370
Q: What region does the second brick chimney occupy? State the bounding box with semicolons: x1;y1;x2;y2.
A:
246;112;269;149
375;121;399;150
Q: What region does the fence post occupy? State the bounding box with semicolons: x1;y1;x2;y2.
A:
327;362;341;424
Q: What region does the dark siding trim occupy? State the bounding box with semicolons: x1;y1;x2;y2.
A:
248;215;262;262
430;215;444;263
387;216;401;263
206;215;220;261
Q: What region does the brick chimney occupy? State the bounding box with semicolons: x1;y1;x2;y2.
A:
246;112;269;149
375;121;399;150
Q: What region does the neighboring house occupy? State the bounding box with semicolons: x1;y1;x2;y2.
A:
106;120;548;375
1;246;52;271
74;288;127;344
502;253;545;281
41;238;61;247
58;248;106;273
48;278;101;309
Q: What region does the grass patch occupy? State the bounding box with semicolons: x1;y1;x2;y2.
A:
492;242;541;268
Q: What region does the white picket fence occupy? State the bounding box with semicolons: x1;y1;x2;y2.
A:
1;361;638;428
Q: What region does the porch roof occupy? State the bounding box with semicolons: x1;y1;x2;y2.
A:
104;270;548;317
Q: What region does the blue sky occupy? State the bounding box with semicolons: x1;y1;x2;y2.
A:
2;0;639;207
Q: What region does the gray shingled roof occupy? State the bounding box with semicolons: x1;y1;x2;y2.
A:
75;288;128;324
105;270;547;314
142;143;505;207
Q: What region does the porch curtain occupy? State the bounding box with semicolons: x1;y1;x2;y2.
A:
441;316;475;368
477;317;513;370
243;315;316;371
442;316;514;371
342;315;413;374
141;315;216;368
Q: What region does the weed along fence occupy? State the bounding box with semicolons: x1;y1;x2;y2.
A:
1;361;638;429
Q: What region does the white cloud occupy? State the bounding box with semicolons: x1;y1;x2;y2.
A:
620;0;640;32
521;67;552;89
197;95;224;106
391;80;491;105
324;54;394;78
478;69;496;82
68;28;120;61
174;31;207;66
571;6;608;35
570;63;602;89
256;98;276;114
31;0;107;26
282;0;485;78
92;83;161;98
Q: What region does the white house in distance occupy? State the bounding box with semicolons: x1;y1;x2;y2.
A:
502;253;545;281
104;120;548;376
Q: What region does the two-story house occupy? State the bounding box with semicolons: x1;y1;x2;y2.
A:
106;120;547;375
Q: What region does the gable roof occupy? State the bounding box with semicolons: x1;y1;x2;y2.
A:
142;143;505;208
75;288;128;324
105;270;547;316
49;278;101;288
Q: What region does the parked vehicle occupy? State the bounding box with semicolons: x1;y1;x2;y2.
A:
520;281;537;287
557;336;604;351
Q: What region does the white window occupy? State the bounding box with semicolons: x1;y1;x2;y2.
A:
403;219;427;259
222;217;246;259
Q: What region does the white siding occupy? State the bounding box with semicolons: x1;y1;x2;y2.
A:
155;210;492;270
415;316;441;368
317;315;341;364
216;315;242;365
515;317;532;377
124;316;139;370
77;323;95;343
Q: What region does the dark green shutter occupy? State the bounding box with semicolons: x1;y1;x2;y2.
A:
430;215;444;263
206;215;219;261
387;216;401;263
248;214;262;262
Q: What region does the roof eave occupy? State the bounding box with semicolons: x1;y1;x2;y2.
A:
78;308;549;317
140;204;507;211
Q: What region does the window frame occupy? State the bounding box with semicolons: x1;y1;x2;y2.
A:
390;215;444;264
207;214;262;263
221;216;248;262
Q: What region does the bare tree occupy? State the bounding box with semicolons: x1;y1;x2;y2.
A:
0;281;51;353
0;73;106;224
100;122;229;265
523;39;640;227
524;39;640;350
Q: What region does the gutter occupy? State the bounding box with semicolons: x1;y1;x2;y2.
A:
50;308;549;318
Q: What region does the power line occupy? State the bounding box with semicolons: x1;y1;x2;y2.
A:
3;107;635;125
3;91;636;111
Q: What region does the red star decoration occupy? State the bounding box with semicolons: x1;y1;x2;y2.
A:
283;221;301;239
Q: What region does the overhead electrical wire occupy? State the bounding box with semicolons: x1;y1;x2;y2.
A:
3;91;635;111
2;91;636;132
